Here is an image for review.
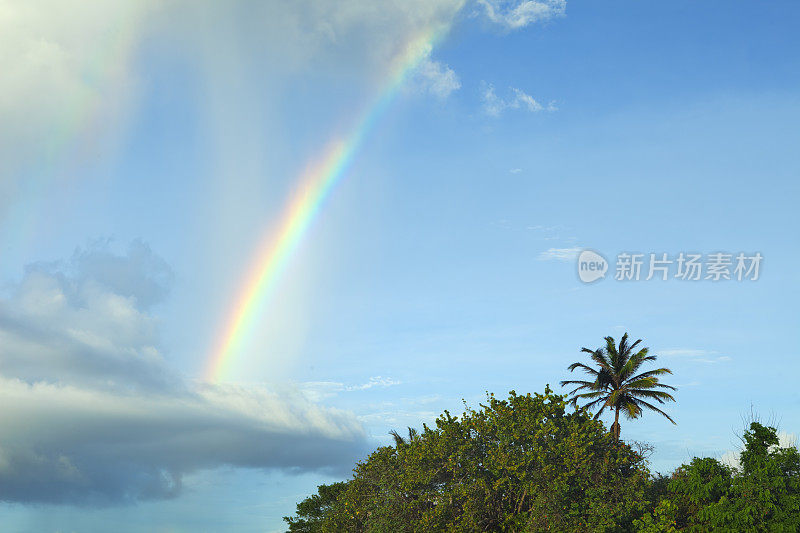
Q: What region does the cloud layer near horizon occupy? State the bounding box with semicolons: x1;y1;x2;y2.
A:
0;242;366;504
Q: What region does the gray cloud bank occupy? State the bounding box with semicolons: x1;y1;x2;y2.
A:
0;242;366;504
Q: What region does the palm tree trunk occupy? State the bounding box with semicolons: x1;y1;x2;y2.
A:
612;406;621;441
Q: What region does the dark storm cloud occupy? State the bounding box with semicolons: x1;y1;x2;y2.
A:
0;242;366;504
0;379;366;504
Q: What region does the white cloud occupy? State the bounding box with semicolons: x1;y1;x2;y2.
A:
478;0;566;30
0;0;467;216
1;0;572;214
414;58;461;98
510;168;522;173
696;356;731;364
0;243;366;504
779;431;799;448
538;247;582;261
527;224;569;241
720;449;740;469
349;375;401;390
482;83;556;116
358;409;440;430
658;349;714;357
658;349;731;364
0;0;156;206
301;376;401;402
0;242;174;392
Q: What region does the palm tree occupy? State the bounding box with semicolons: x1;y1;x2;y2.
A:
561;333;676;440
389;426;420;447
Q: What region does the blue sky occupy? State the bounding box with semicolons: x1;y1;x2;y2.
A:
1;1;799;531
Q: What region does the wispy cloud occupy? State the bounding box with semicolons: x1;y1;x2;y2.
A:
538;247;582;261
658;349;731;364
697;356;732;364
482;84;556;116
301;376;401;401
527;224;573;241
478;0;566;30
414;58;461;98
659;349;713;357
349;376;401;390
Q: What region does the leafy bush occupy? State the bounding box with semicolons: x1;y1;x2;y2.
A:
285;391;800;532
286;387;650;532
635;422;800;532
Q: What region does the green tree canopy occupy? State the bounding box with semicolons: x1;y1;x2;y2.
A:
635;422;800;532
286;387;650;532
285;390;800;532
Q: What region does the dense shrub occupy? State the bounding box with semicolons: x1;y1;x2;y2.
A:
287;388;650;532
286;390;800;532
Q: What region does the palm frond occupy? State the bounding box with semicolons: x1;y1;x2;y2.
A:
623;399;641;419
628;338;643;353
566;362;601;376
560;379;599;388
572;390;607;400
606;388;624;406
588;349;612;371
617;333;629;354
632;398;676;424
626;375;676;391
627;381;676;393
649;382;677;391
620;348;654;379
628;389;676;404
592;402;609;419
605;336;621;369
627;368;673;382
389;429;404;446
625;377;660;390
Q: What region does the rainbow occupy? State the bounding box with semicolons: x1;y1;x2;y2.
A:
205;27;445;382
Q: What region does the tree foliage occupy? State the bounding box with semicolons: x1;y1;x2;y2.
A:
284;481;348;532
286;393;800;532
637;422;800;532
286;387;650;532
